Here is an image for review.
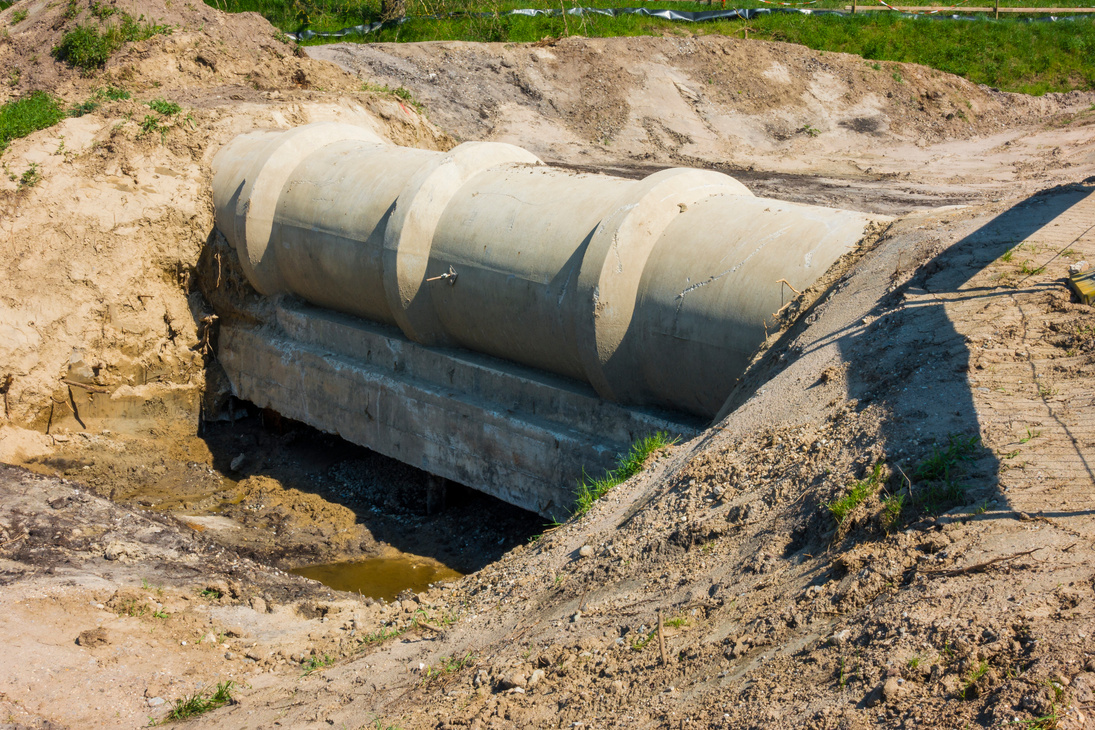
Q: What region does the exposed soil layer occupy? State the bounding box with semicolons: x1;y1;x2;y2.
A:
311;36;1095;212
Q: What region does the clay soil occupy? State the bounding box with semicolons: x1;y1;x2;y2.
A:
2;1;1095;728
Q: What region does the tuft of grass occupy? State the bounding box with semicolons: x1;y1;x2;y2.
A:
1019;427;1042;444
630;629;657;651
361;81;425;113
0;91;66;153
664;615;687;628
17;161;39;188
880;492;904;531
907;655;921;669
1000;247;1015;263
52;12;172;71
960;660;989;699
199;587;222;599
572;431;676;519
163;681;235;721
422;651;476;680
300;653;334;675
11;8;27;23
827;462;884;526
147;97;181;115
911;433;980;513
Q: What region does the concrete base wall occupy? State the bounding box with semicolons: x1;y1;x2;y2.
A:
218;300;699;518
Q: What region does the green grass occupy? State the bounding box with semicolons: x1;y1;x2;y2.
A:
827;462;884;526
910;433;980;513
53;11;172;71
163;681;235;722
148;97;181;115
0;91;66;154
204;0;1095;95
422;651;476;680
300;653;334;674
572;431;676;519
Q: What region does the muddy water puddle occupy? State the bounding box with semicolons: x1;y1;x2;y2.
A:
290;555;463;602
25;413;540;600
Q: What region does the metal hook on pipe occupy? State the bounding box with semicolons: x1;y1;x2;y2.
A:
425;265;458;285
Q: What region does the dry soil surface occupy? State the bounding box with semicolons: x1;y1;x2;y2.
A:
2;2;1095;728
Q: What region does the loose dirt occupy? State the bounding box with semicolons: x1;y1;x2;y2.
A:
2;0;1095;727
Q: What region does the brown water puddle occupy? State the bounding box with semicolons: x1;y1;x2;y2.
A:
290;555;463;602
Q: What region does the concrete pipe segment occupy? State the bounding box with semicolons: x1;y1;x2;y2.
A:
213;122;877;419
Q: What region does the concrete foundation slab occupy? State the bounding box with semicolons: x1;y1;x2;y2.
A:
219;300;700;518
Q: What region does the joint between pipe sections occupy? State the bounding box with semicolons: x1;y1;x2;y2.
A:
382;141;542;346
232;123;385;296
575;168;753;403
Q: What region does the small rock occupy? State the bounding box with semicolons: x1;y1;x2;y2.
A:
829;629;850;647
250;596;267;614
224;651;235;660
147;697;165;707
528;669;546;688
230;453;246;470
202;632;217;645
571;611;582;623
1069;261;1089;275
883;677;901;701
499;672;527;690
578;545;594;558
76;627;110;647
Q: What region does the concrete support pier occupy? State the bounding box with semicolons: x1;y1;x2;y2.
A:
211;123;883;516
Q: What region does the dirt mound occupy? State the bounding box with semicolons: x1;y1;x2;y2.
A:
0;0;347;102
187;186;1095;730
310;35;1081;172
0;0;451;432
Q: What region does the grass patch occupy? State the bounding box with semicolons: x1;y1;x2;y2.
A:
0;91;66;154
301;653;334;674
572;431;676;519
69;85;131;116
422;651;476;681
148;97;181;115
910;433;979;513
827;462;884;526
53;11;171;71
960;659;989;699
163;681;235;722
361;81;425;113
10;7;27;23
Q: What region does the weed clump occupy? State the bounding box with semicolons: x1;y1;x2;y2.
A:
53;11;171;71
572;431;676;519
827;462;884;526
163;681;235;721
0;91;65;153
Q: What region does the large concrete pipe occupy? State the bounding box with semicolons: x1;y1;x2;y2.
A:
213;122;877;418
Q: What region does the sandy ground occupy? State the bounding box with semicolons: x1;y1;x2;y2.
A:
2;1;1095;727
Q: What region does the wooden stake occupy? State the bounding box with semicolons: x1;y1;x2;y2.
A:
994;0;998;18
657;610;668;666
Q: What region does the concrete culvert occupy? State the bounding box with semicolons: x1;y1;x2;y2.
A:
213;122;881;418
211;122;885;515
